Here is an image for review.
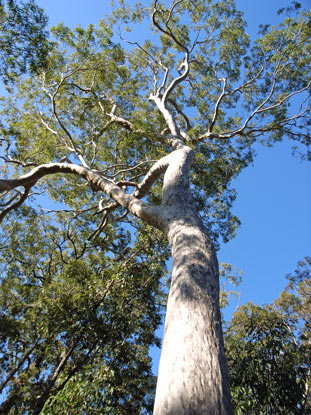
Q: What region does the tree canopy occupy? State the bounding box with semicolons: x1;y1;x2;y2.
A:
0;0;51;84
225;302;307;414
0;0;310;413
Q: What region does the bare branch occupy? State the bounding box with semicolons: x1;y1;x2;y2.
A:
229;64;265;96
0;163;164;230
107;106;134;131
157;65;169;95
147;14;190;141
163;54;190;103
133;152;173;199
198;59;310;142
235;59;285;132
152;0;188;53
87;215;109;241
39;114;59;135
0;155;38;168
118;27;158;66
167;98;192;131
208;78;227;134
257;81;311;115
107;159;156;179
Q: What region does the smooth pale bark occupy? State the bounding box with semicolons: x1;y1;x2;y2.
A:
0;163;164;229
153;146;233;415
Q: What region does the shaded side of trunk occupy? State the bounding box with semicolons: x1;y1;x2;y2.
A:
153;146;233;414
153;215;232;415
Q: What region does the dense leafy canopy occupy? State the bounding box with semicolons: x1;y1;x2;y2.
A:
0;0;51;84
274;256;311;413
0;206;168;413
225;302;308;414
0;0;310;413
225;257;311;414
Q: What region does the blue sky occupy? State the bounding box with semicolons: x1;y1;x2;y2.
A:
35;0;311;369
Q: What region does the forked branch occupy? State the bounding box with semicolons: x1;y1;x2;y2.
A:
152;0;188;53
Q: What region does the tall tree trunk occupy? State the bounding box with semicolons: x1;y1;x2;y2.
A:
153;146;233;414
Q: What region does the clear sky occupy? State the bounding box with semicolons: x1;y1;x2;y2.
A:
35;0;311;369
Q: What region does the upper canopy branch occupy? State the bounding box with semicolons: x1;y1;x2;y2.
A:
208;77;227;134
199;61;311;141
149;52;190;143
163;53;190;104
152;0;189;53
41;70;90;168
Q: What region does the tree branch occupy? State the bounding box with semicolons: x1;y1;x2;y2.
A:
0;163;164;230
168;98;192;131
0;155;38;168
208;77;227;134
133;153;172;198
152;0;188;53
0;186;31;224
0;339;40;394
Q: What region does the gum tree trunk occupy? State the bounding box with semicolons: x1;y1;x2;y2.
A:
153;146;233;415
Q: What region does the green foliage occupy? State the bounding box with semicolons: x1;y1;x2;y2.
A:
219;262;242;309
0;0;52;84
0;207;168;413
0;13;255;245
225;302;307;414
225;259;311;414
274;256;311;413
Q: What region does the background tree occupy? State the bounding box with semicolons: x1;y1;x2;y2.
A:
225;302;307;414
0;0;51;84
225;258;311;414
0;1;310;414
274;256;311;413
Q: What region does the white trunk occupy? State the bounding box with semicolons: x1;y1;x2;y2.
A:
153;146;233;414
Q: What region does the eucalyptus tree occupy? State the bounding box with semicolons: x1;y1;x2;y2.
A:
0;1;310;414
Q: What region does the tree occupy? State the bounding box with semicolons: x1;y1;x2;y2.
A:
0;1;310;413
224;258;311;414
225;302;307;414
0;0;51;84
274;256;311;413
